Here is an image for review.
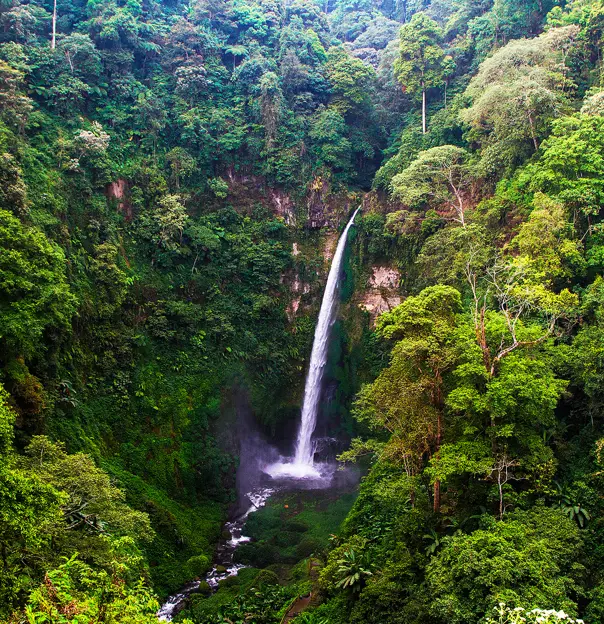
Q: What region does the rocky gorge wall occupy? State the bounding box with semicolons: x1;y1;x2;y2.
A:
209;173;403;327
139;169;406;471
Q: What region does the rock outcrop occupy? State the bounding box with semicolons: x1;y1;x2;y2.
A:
358;266;401;323
106;178;132;220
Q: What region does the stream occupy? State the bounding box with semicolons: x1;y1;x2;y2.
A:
157;486;275;621
156;464;343;621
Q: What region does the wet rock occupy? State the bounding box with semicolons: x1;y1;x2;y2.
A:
198;581;211;596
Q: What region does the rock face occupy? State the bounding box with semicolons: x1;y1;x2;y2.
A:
106;179;132;220
285;230;339;322
359;266;401;324
223;168;297;224
307;177;331;228
217;169;362;233
218;174;361;324
368;267;400;289
307;177;358;229
267;188;296;225
286;274;311;322
284;243;312;322
323;231;339;263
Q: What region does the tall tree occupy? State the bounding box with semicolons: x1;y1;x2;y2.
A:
353;286;462;511
460;26;577;176
325;45;375;114
394;12;446;134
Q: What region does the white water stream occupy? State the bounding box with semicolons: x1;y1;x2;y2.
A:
157;487;274;621
267;208;360;479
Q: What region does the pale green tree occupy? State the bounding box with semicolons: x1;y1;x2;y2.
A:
460;26;578;175
391;145;474;226
394;13;446;134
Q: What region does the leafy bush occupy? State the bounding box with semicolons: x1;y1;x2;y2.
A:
426;508;583;623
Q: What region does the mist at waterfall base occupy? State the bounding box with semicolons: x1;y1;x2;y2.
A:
264;208;361;484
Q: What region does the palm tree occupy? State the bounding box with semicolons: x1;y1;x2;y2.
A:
335;549;374;593
555;483;590;528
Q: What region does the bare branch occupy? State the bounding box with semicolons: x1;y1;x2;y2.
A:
485;453;523;519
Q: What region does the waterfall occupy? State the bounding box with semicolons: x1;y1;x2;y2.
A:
293;208;360;467
265;208;360;479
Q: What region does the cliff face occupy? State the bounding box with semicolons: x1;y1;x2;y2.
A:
106;178;132;220
212;173;385;325
358;266;401;324
258;180;403;328
208;170;360;228
281;204;403;327
306;177;360;229
206;172;403;443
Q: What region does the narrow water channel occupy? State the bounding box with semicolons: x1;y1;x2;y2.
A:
157;486;275;621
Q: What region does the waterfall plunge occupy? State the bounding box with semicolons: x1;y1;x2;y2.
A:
266;208;360;480
294;208;360;465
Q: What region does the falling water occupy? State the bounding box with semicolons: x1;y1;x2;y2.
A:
294;208;360;465
267;208;360;479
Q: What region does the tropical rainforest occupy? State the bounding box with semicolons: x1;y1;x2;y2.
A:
2;0;604;622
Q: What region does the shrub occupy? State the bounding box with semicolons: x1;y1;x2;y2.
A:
296;537;323;559
254;569;280;587
186;554;211;579
234;542;283;568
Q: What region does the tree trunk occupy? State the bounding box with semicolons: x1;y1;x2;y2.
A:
51;0;57;50
527;110;539;151
422;87;426;134
475;306;490;373
433;410;442;513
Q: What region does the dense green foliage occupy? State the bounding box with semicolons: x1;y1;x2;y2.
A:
315;2;604;623
235;490;357;568
3;0;604;621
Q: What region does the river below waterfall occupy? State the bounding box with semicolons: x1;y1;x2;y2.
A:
157;465;357;621
157;486;275;621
